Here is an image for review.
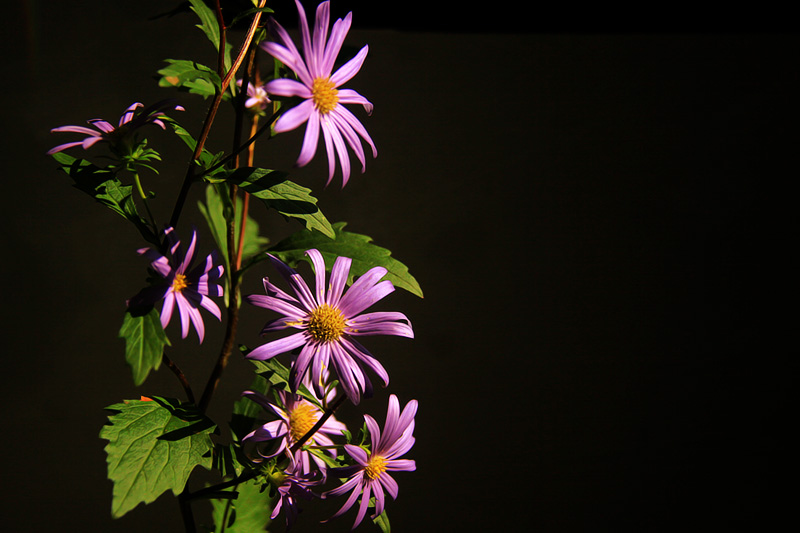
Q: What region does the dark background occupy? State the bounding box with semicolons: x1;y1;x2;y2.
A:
2;0;795;531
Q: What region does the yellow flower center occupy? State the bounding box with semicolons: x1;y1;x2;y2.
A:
288;402;319;443
365;454;388;480
307;304;346;342
312;77;339;115
172;273;189;292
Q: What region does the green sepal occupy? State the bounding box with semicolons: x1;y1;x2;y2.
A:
268;222;423;297
51;152;158;245
209;477;273;532
118;306;171;386
225;167;335;239
373;508;391;533
100;397;216;518
157;59;224;99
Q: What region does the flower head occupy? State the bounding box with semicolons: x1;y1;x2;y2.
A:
242;386;347;475
237;79;272;112
325;394;417;528
47;100;184;155
128;227;224;343
245;249;413;405
261;0;377;186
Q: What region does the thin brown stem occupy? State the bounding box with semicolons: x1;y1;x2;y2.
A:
290;395;347;453
168;0;268;229
162;353;195;404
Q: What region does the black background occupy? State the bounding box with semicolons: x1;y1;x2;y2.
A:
1;0;795;531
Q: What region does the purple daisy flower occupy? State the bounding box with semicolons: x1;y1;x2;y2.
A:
128;227;224;343
242;387;347;475
47;99;184;155
325;394;417;529
261;0;377;186
245;249;413;405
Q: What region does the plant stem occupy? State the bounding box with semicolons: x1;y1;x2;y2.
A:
290;395;347;453
169;0;269;229
162;353;195;404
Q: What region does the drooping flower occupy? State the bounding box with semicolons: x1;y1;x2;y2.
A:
260;0;377;186
237;79;272;112
324;394;417;528
128;227;224;343
245;249;413;405
242;386;347;475
268;459;321;530
47;100;184;155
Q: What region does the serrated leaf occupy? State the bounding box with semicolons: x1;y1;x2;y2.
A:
226;167;335;238
118;307;171;386
210;478;273;532
157;59;223;99
52;152;158;245
100;397;216;518
247;356;322;408
268;222;423;297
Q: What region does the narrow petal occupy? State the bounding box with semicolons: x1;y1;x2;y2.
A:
289;342;318;392
372;481;386;518
346;311;414;338
327;255;351;307
296;109;320;167
344;444;369;466
330;45;369;87
264;78;312;99
339;337;389;388
246;332;308;360
160;292;176;328
342;280;394;319
273;99;314;134
306;249;327;305
378;472;399;500
353;483;372;528
321;12;352;75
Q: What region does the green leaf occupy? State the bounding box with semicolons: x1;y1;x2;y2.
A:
246;355;321;408
100;397;216;518
198;183;270;273
210;478;273;532
269;222;423;297
157;59;223;99
52;153;159;244
188;0;232;74
161;118;226;179
118;307;171;386
226;167;335;239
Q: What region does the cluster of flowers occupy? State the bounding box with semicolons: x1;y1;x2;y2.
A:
130;235;417;527
50;0;415;528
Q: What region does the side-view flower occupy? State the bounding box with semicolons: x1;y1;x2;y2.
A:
246;249;413;404
261;0;377;186
47;100;184;155
128;226;224;343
